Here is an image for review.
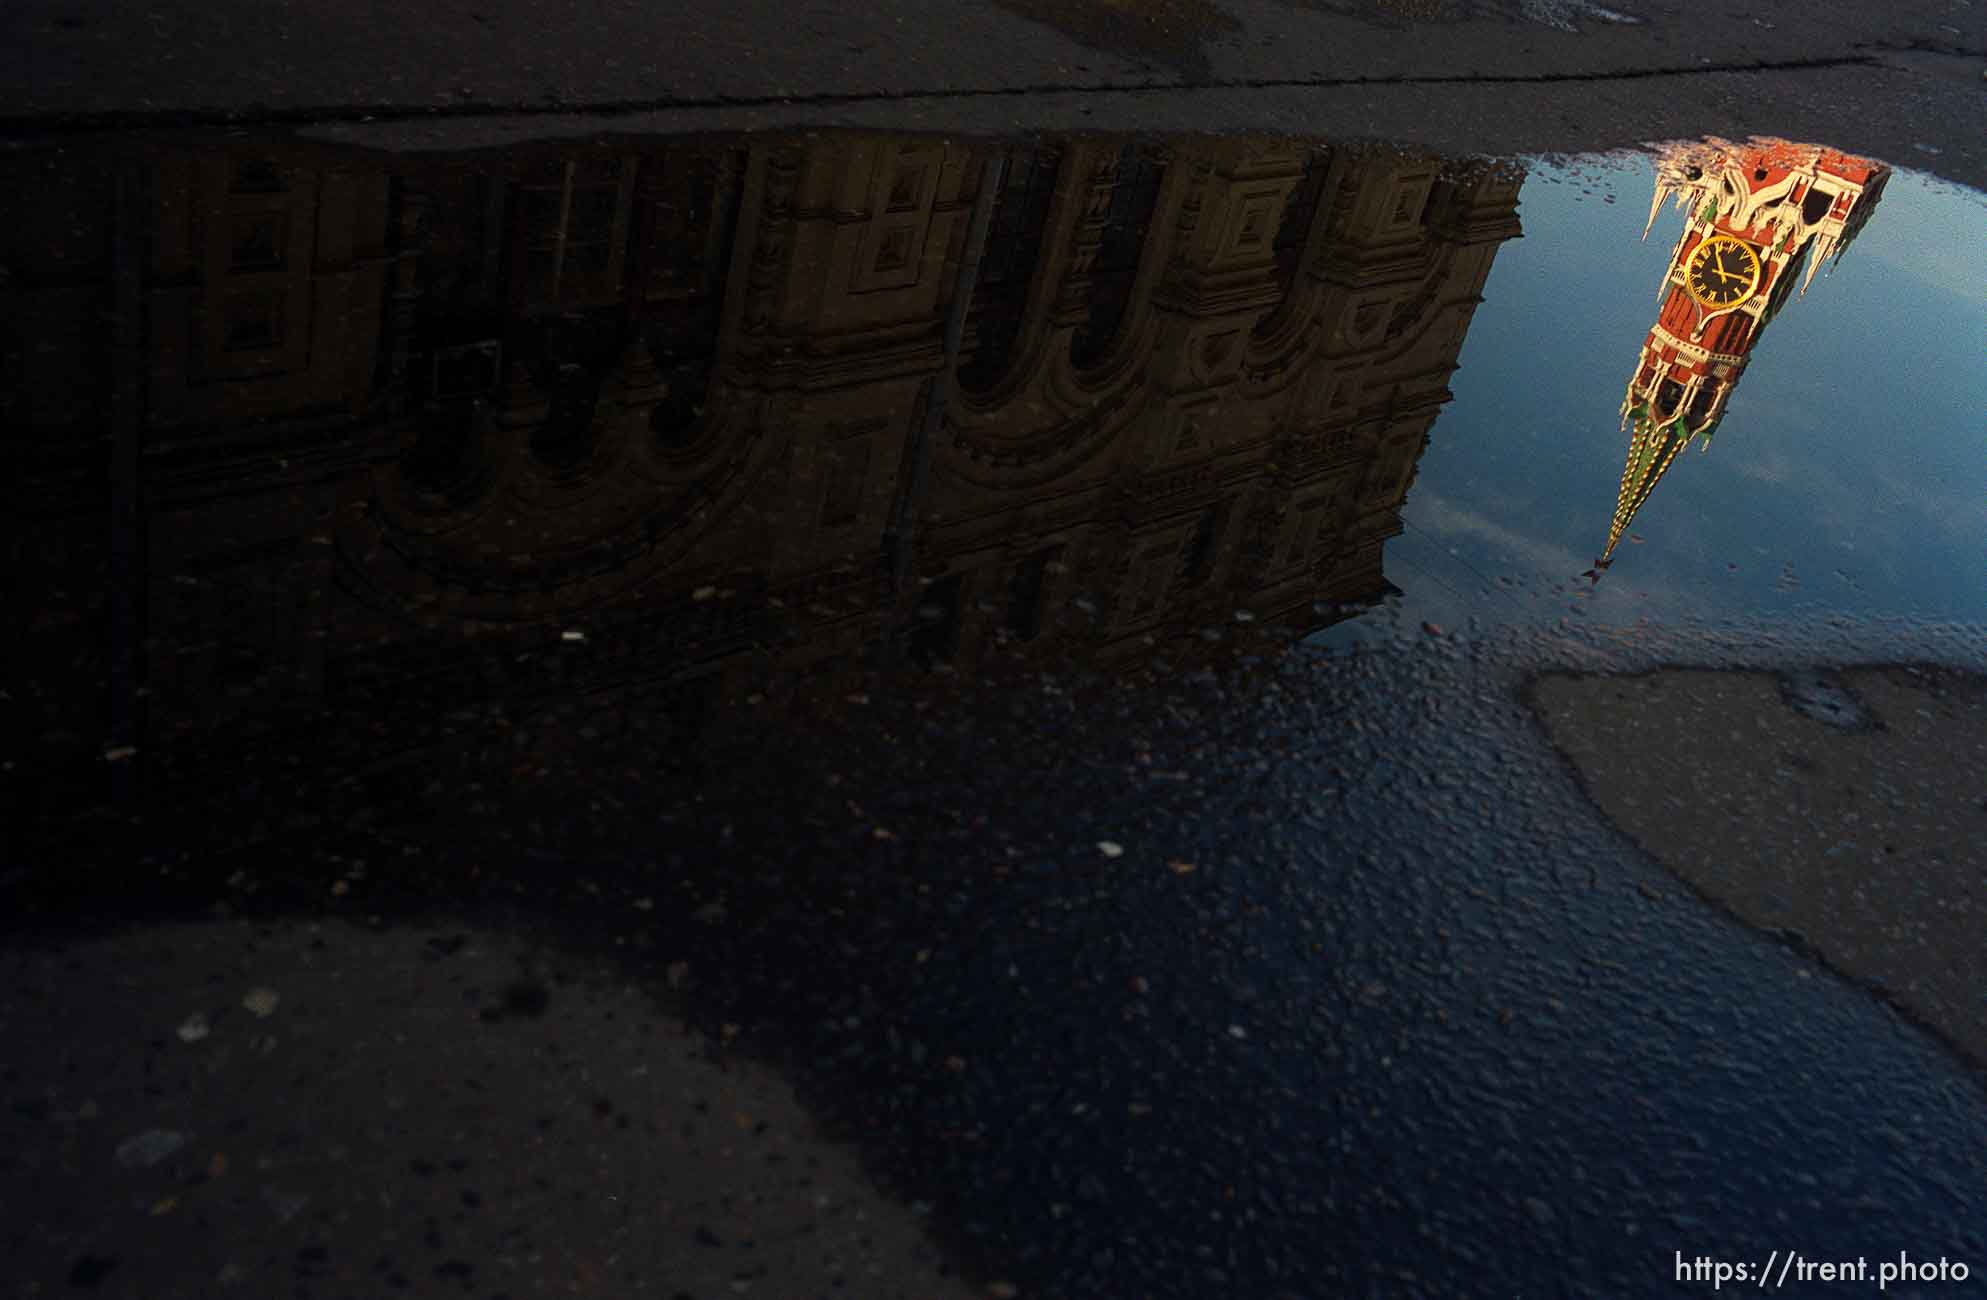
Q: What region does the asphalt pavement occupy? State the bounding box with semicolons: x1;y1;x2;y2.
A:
9;617;1987;1298
3;0;1984;189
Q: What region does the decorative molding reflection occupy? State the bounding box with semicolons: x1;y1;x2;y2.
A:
3;131;1524;810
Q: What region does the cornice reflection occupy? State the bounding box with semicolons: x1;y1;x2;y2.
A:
5;130;1525;818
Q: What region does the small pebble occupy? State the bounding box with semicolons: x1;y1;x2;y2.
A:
116;1129;187;1169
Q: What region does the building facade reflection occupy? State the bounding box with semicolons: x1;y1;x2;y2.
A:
1591;138;1888;577
4;131;1522;816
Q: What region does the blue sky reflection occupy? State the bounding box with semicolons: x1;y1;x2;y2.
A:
1343;152;1987;643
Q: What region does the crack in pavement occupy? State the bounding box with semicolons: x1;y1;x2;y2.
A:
6;48;1972;137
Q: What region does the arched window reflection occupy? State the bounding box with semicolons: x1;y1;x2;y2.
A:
1070;145;1165;370
647;352;712;449
958;147;1061;392
532;361;603;470
403;399;489;505
636;149;743;449
522;312;616;471
1181;500;1226;590
1253;153;1329;341
908;572;965;667
1004;545;1061;643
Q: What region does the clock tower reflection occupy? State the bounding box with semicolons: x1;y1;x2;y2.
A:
1589;139;1888;579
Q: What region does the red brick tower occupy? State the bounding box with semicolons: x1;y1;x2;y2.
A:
1591;139;1888;577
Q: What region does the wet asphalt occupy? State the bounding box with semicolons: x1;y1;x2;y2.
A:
4;1;1986;193
13;617;1985;1298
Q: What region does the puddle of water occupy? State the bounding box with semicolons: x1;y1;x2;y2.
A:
9;128;1985;809
6;126;1981;825
6;122;1987;1300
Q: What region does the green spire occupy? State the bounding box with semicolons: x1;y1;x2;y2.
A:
1600;404;1706;566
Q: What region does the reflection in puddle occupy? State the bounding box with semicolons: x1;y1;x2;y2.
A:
7;124;1987;1300
1592;139;1889;580
1331;140;1983;648
6;131;1524;819
5;128;1981;821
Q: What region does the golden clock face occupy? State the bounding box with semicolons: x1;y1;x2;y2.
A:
1683;234;1762;309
